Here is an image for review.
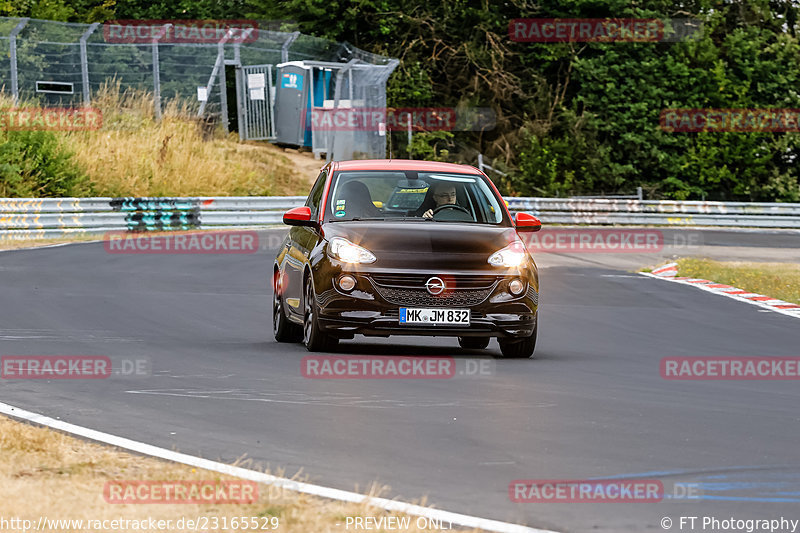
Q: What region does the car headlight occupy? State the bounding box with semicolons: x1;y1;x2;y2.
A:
328;237;377;264
488;241;528;268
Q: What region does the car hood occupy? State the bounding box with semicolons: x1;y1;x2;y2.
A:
322;221;522;270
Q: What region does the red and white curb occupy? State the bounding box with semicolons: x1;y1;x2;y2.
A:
641;262;800;319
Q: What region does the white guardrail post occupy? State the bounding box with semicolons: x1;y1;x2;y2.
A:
1;196;800;240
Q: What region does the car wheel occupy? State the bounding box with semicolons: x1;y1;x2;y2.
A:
303;277;338;352
498;322;537;359
273;274;301;343
458;337;490;350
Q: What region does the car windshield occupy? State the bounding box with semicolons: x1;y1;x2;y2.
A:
325;170;509;225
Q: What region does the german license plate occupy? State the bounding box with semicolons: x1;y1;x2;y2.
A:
399;308;470;325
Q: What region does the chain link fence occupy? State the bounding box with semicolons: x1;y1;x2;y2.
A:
0;17;397;160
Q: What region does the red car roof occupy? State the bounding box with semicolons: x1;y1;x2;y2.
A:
332;159;483;175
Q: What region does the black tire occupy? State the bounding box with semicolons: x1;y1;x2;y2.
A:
273;274;302;343
498;322;537;359
458;337;490;350
303;277;339;352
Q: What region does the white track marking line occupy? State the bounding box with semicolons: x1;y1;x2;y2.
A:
0;402;558;533
640;272;800;319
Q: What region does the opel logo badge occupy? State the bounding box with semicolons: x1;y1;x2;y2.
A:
426;276;445;295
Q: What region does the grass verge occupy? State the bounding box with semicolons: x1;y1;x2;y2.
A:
0;235;101;251
66;85;313;197
0;414;482;533
675;258;800;305
1;85;317;198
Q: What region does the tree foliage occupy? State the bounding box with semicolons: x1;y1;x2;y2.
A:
5;0;800;200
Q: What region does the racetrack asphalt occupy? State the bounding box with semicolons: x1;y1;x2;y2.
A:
1;227;799;532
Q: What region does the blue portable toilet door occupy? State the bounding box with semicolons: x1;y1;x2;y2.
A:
274;62;311;146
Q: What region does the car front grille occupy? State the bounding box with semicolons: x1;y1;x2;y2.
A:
369;273;498;289
368;274;498;307
527;285;539;306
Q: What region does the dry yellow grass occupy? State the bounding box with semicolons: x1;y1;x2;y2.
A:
675;258;800;304
0;414;484;533
61;84;316;197
0;235;101;251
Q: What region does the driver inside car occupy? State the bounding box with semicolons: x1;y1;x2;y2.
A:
421;182;459;219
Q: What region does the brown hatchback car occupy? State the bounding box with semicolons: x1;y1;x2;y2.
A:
273;160;541;358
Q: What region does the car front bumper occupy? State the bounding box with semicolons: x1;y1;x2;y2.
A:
312;267;538;339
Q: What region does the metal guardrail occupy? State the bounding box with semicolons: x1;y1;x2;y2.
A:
506;198;800;215
0;197;305;240
506;198;800;228
1;196;800;241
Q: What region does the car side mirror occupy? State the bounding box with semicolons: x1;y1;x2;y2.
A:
283;206;316;227
515;212;542;232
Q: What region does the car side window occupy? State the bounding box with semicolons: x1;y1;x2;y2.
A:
305;171;327;219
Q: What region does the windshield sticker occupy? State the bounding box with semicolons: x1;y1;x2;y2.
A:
335;210;346;217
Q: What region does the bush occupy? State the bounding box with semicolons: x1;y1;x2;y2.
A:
0;130;91;197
